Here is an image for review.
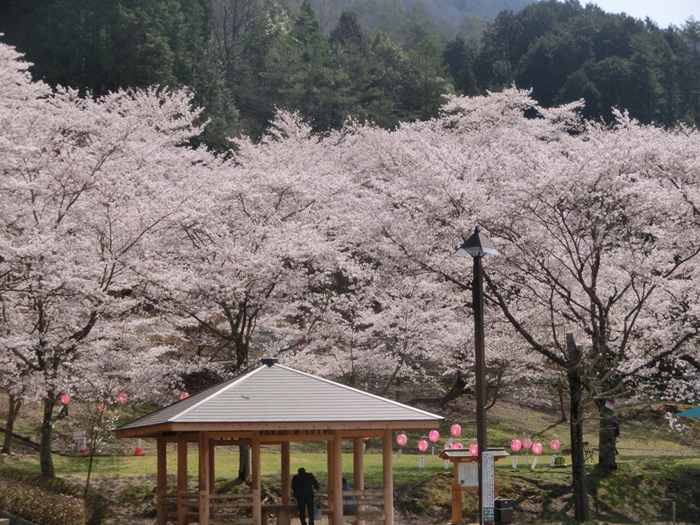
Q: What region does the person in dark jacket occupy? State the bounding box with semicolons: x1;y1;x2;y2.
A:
292;467;320;525
342;477;357;514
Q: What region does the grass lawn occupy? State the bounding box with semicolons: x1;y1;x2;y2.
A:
2;391;700;524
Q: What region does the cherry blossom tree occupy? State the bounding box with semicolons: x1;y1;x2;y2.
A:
320;88;700;519
0;41;214;476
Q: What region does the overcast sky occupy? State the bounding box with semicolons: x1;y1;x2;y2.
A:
586;0;696;28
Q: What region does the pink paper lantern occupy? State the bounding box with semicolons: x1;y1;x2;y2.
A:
97;402;107;413
117;392;128;404
396;433;407;447
450;423;462;437
418;439;428;453
455;442;463;449
428;430;440;443
444;442;453;449
522;437;532;450
550;439;560;452
511;438;522;452
179;391;190;400
532;442;543;455
469;443;479;456
363;436;371;441
61;394;70;405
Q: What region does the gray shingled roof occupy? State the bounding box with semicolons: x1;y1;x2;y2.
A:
117;363;443;431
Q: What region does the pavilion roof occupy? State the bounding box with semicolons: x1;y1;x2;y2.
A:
116;362;443;434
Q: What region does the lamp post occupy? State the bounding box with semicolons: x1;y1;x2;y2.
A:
456;226;499;525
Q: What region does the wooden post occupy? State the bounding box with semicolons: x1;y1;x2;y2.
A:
252;432;262;525
382;429;394;525
157;437;167;525
199;431;210;525
451;460;462;525
282;441;291;504
208;437;216;520
353;437;365;525
327;439;334;511
177;439;188;525
332;431;344;525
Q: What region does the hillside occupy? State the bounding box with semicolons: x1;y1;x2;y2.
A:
1;390;699;524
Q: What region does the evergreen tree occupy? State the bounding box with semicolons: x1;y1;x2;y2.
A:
682;17;700;125
264;1;341;130
443;36;480;96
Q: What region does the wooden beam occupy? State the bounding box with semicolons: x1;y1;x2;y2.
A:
177;439;188;525
281;442;291;505
382;429;394;525
157;437;167;525
115;420;441;438
332;431;343;525
199;431;210;525
252;432;262;525
451;461;462;525
353;437;366;525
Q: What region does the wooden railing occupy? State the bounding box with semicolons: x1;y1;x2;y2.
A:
161;489;385;524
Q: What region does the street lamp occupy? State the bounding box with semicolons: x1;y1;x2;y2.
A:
456;226;499;525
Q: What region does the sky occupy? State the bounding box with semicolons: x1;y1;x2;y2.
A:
586;0;697;28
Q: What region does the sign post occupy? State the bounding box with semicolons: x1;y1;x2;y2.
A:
482;451;495;524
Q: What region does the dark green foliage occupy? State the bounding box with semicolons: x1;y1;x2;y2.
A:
473;0;700;126
443;36;480;95
1;0;696;144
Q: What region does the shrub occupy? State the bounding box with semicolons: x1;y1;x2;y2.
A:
0;466;106;525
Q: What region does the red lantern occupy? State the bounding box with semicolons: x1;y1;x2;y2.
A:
418;439;428;453
532;442;543;455
450;423;461;437
396;433;407;447
61;394;70;405
469;443;479;456
363;436;371;441
428;430;440;443
511;438;522;452
97;402;107;413
117;392;128;404
179;391;190;400
523;437;532;450
550;439;560;452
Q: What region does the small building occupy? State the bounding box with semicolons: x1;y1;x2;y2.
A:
115;359;444;525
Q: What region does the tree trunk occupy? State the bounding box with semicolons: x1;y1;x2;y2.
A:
442;370;468;403
566;334;590;521
557;378;567;423
596;400;617;470
1;394;22;454
40;392;56;478
238;444;250;480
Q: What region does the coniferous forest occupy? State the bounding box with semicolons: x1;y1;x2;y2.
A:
0;0;698;149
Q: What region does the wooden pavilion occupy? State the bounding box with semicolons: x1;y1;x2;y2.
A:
115;359;444;525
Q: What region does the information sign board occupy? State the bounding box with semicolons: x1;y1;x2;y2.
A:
458;461;478;487
483;506;495;523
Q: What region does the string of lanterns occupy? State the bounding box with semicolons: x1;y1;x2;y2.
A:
393;424;564;464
